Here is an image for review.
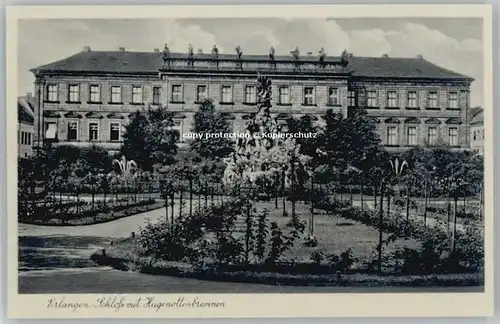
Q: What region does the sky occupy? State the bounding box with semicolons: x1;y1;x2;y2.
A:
18;18;484;106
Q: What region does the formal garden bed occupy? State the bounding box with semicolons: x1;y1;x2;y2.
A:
89;197;484;287
19;198;163;226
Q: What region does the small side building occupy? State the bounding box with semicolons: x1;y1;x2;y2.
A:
18;94;35;158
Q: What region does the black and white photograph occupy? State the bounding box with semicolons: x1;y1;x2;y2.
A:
6;4;494;318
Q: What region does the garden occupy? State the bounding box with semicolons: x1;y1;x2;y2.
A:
20;74;485;286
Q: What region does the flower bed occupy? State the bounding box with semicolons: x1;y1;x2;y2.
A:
90;244;483;287
87;196;484;286
19;199;163;226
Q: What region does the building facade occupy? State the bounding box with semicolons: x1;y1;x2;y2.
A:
30;47;474;153
470;109;484;156
18;94;35;158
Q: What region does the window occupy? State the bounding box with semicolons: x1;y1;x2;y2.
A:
303;87;315;105
386;91;398;108
171;85;183;102
132;86;143;104
221;86;233;103
45;122;57;139
367;90;377;107
427;127;438;145
22;132;32;145
110;86;122;103
196;85;207;102
153;87;161;104
68;84;80;103
473;130;477;141
348;90;356;107
448;92;458;109
279;86;290;105
407;91;417;108
245;86;256;104
427;92;438;109
67;121;78;141
386;126;398;146
449;127;458;146
407;126;417;146
328;87;339;106
46;84;58;102
89;122;99;141
89;85;100;103
110;123;120;141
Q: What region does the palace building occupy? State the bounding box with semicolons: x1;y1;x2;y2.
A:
30;46;474;153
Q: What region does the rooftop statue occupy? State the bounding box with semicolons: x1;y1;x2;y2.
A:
187;44;194;66
290;46;300;60
162;43;170;59
269;46;275;60
319;47;326;63
211;45;219;59
340;49;354;67
235;45;243;59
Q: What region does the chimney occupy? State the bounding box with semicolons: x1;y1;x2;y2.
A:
83;46;91;52
382;54;388;58
119;47;125;52
417;54;423;59
153;48;159;53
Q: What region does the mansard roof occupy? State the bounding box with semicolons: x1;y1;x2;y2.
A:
31;50;473;80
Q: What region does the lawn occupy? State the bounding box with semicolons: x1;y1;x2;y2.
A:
246;201;418;264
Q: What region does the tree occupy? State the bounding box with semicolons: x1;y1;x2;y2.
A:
314;108;384;199
189;99;233;159
284;115;320;159
121;107;179;171
80;145;113;173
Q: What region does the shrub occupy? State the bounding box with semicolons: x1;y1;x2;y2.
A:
310;250;325;265
327;249;356;272
303;235;318;247
138;197;248;268
266;222;284;264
